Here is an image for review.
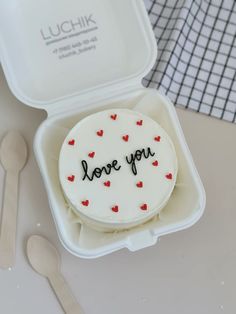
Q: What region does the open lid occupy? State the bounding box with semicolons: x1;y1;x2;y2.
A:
0;0;157;113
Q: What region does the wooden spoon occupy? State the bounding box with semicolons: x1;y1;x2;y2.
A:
0;131;27;268
27;235;84;314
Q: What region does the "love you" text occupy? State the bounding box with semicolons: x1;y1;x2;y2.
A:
81;147;155;181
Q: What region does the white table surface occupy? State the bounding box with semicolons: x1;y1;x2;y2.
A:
0;66;236;314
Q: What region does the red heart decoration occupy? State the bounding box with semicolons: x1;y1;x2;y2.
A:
67;175;75;182
97;130;104;137
104;181;111;187
136;181;143;188
154;136;161;142
122;135;129;142
166;173;173;180
82;200;89;207
110;114;117;120
112;205;119;213
136;120;143;126
140;204;148;211
88;152;95;158
152;160;159;167
68;139;75;146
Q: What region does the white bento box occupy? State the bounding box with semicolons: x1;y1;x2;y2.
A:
0;0;206;258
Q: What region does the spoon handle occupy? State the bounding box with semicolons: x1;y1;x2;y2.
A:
0;170;19;269
48;271;84;314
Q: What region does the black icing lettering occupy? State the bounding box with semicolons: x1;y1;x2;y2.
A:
126;147;155;176
126;153;137;175
81;159;121;181
81;147;155;181
105;163;112;175
135;150;143;161
112;160;122;171
93;167;103;178
144;147;155;158
81;160;93;181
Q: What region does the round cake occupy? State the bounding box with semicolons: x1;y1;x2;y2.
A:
58;109;178;231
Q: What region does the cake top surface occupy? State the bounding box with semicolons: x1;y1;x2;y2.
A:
59;109;178;226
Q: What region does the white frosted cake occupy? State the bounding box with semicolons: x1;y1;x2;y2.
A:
59;109;178;231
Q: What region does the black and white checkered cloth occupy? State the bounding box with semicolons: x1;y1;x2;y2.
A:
144;0;236;123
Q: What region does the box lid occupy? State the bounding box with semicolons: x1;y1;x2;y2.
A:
0;0;157;113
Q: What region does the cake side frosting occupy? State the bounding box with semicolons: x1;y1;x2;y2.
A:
58;109;178;229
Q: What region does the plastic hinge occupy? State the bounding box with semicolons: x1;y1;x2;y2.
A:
46;80;143;117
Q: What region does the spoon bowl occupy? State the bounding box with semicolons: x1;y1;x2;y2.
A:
0;130;27;172
27;235;60;277
0;131;28;269
27;235;84;313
